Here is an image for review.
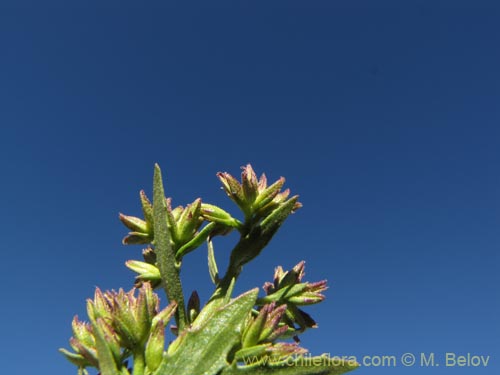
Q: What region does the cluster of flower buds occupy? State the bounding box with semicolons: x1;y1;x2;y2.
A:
259;261;328;331
60;284;177;374
120;192;209;258
214;165;303;275
217;164;302;221
242;303;289;347
234;302;306;365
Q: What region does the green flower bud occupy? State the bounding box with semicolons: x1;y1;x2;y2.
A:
242;307;268;348
253;177;285;213
125;260;161;287
187;290;200;323
59;347;92;368
177;198;202;243
119;214;148;233
152;301;177;329
234;344;271;364
71;316;95;349
201;203;242;228
140;190;154;229
122;232;152;245
145;319;166;372
88;288;112;321
95;317;122;365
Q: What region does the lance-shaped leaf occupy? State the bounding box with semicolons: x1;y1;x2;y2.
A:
154;289;258;375
221;356;359;375
207;237;220;285
153;164;187;330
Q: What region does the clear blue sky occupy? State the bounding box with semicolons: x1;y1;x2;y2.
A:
1;1;498;375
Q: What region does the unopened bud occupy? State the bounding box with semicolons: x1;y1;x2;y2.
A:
145;319;165;372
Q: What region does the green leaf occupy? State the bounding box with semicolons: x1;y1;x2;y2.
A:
154;289;259;375
153;164;187;330
221;356;359;375
207;237;220;285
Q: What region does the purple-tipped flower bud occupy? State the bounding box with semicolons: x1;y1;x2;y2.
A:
71;316;95;348
241;164;259;205
287;280;328;306
60;317;99;368
217;171;246;208
242;303;290;348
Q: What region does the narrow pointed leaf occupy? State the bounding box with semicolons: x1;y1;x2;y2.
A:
207;237;220;284
153;164;186;330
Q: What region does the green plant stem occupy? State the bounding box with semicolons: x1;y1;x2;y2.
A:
132;350;145;375
153;164;187;331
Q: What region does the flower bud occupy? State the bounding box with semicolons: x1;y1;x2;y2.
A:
260;262;327;332
201;203;242;228
122;232;152;245
241;164;259;205
119;214;148;233
242;303;289;348
177;198;202;243
145;319;166;372
140;190;154;229
95;317;122;365
234;344;271;363
187;291;200;323
253;177;285;213
59;347;92;368
71;316;95;348
125;260;161;287
152;301;177;329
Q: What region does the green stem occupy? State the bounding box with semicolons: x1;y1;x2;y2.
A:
153;164;187;331
132;350;145;375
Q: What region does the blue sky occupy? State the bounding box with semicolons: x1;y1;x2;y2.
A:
1;1;498;375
